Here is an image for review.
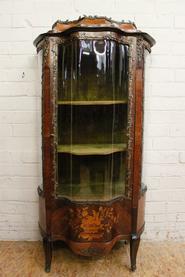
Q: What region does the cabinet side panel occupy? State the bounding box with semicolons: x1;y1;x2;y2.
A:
39;196;46;232
136;193;146;232
41;38;57;234
133;66;144;204
132;38;145;235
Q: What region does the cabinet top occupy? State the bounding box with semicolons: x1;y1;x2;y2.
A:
33;16;155;48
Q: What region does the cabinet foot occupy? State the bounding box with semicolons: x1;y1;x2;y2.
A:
130;235;140;271
43;237;53;273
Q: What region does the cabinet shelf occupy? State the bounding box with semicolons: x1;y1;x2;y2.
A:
56;182;124;201
57;100;127;105
57;143;127;155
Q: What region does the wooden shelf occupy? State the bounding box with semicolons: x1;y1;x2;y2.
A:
57;100;127;105
56;181;125;201
57;143;127;155
56;193;124;201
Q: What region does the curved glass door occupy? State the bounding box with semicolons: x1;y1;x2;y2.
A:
56;39;129;201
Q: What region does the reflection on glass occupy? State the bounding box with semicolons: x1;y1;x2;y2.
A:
56;39;129;201
58;40;128;101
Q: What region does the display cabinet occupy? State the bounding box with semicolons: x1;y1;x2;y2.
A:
34;16;155;272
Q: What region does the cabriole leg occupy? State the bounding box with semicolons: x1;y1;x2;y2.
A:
43;237;53;273
130;235;140;271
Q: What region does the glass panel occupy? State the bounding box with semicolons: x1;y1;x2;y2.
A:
58;105;127;145
57;152;126;201
56;39;129;201
58;40;128;101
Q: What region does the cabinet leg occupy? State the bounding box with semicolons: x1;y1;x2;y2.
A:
130;235;140;271
43;237;53;273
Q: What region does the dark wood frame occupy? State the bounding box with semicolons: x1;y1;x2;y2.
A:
34;16;155;273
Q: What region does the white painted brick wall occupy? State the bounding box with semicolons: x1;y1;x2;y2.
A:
0;0;185;241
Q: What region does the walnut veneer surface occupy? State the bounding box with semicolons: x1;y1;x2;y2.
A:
0;241;184;276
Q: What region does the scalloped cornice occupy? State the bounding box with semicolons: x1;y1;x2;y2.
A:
51;16;137;33
34;16;155;47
